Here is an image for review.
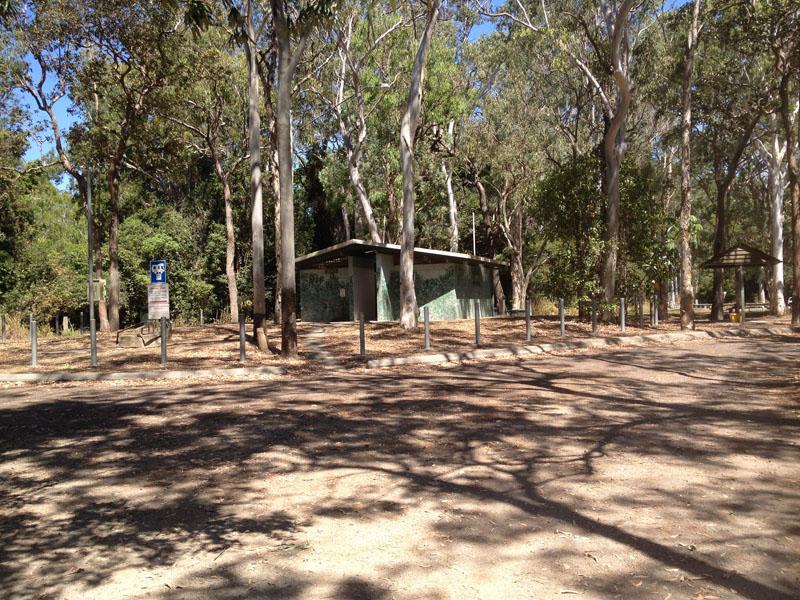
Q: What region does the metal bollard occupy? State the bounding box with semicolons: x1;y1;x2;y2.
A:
591;295;598;336
559;298;565;337
620;297;626;333
359;313;366;358
525;298;532;342
239;314;246;363
423;306;430;350
1;314;5;342
90;317;97;367
31;320;38;367
80;311;85;334
160;317;168;366
474;300;481;346
200;309;204;326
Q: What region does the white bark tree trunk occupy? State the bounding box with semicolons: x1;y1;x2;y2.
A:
245;0;268;351
680;0;700;329
764;129;787;315
443;160;458;252
599;0;635;310
271;0;311;354
399;1;440;330
443;120;458;252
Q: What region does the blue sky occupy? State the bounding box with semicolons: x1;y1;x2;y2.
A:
20;55;77;164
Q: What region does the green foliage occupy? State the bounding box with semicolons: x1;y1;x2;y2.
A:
118;206;214;322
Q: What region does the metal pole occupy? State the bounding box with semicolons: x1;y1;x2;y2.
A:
31;320;37;367
474;300;481;346
239;313;246;363
559;298;565;337
591;295;598;336
200;309;204;326
359;313;366;358
525;297;531;342
86;168;97;367
160;317;167;366
90;317;97;367
620;297;626;333
80;311;85;335
1;314;5;342
423;306;430;350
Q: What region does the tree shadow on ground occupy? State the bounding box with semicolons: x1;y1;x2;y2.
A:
0;336;797;599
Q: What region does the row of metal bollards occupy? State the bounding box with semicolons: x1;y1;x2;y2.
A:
355;295;657;359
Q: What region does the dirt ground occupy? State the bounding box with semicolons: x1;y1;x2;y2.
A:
317;310;791;359
0;324;319;373
0;335;797;599
0;311;791;372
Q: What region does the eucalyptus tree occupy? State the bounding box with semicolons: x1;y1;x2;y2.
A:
312;4;406;244
163;32;249;323
761;0;800;325
5;1;111;329
678;0;700;329
399;0;440;330
693;4;767;320
757;115;788;316
69;0;185;331
270;0;335;353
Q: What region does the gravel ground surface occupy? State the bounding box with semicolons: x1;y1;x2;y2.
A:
0;311;788;373
318;312;791;359
0;335;797;599
0;324;320;374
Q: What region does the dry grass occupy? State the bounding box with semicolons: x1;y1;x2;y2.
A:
320;309;792;359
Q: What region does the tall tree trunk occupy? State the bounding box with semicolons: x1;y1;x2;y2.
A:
385;166;399;243
443;160;458;252
341;204;351;240
598;0;634;312
474;176;506;314
271;0;308;355
350;159;381;242
94;235;109;332
710;116;759;321
399;0;440;330
222;175;239;323
766;129;786;316
510;253;525;310
679;0;700;329
710;183;727;322
246;2;268;351
107;165;121;331
443;120;458;252
779;71;800;325
270;118;282;325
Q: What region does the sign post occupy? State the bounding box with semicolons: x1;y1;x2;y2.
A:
148;260;170;322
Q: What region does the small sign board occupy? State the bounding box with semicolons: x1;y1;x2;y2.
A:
148;283;170;320
150;259;168;284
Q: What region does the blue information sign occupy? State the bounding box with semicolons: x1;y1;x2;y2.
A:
150;259;168;284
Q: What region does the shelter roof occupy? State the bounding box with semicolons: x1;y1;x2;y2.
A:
701;245;781;269
296;239;508;270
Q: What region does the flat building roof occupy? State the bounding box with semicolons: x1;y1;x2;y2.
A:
296;239;508;270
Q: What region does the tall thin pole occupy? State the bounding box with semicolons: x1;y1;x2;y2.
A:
86;169;97;368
